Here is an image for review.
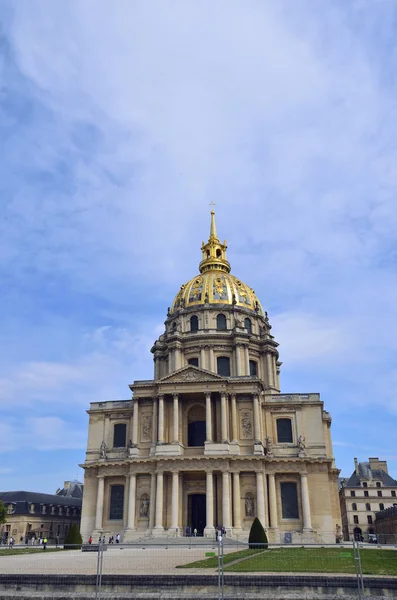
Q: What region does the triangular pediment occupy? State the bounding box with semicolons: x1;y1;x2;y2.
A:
158;365;224;384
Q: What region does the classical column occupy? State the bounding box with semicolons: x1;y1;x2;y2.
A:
173;394;179;443
154;357;160;380
233;472;242;529
95;476;105;530
205;392;213;442
206;471;214;530
253;394;261;442
175;347;181;370
209;347;215;372
221;393;228;442
266;353;274;387
132;398;139;445
231;394;238;442
268;473;278;529
158;395;165;444
235;345;241;376
301;473;312;530
171;472;179;531
200;347;206;370
152;398;158;445
154;472;164;530
244;345;250;375
149;472;156;529
256;471;266;528
222;471;231;529
127;473;136;529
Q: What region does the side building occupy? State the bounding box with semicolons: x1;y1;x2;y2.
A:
0;481;83;543
339;458;397;541
81;211;341;544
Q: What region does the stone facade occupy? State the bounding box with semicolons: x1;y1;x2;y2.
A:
80;211;341;543
339;457;397;541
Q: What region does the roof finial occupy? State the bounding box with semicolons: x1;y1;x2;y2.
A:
209;201;217;239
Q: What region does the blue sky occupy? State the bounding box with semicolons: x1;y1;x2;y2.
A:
1;0;397;493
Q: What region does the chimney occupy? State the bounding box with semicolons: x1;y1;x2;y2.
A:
354;458;359;474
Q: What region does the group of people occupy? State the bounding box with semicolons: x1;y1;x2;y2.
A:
88;533;121;544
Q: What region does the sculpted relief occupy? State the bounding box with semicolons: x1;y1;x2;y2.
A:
141;415;153;442
240;411;253;439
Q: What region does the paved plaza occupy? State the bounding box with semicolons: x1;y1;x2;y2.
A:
0;546;225;576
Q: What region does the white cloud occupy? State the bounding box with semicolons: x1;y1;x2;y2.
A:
1;1;397;484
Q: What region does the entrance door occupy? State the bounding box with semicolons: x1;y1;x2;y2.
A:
188;494;206;536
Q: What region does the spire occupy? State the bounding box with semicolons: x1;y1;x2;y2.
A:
199;209;230;274
210;209;217;240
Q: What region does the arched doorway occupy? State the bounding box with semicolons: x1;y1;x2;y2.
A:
353;527;362;541
188;494;206;536
187;405;206;446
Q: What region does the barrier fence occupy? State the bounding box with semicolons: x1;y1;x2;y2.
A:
1;538;396;599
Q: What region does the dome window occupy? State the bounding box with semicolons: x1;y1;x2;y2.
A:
217;314;227;330
190;315;199;332
249;360;257;377
216;248;222;258
217;356;230;377
188;357;199;367
244;318;252;334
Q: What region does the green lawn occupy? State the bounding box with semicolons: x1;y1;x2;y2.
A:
178;547;397;576
177;548;263;569
0;547;65;557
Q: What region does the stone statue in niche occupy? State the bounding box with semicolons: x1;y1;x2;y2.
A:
245;496;255;517
265;436;274;457
99;441;107;459
240;411;253;439
139;497;150;518
141;415;153;442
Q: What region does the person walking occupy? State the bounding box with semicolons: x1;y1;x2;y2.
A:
116;533;120;544
88;536;93;545
43;537;47;551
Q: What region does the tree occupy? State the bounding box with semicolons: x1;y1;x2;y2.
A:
0;501;6;526
64;524;82;549
248;517;268;549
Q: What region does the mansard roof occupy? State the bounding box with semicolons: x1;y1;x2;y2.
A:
0;490;82;507
344;464;397;487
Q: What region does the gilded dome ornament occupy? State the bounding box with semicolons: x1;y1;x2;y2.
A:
169;210;264;316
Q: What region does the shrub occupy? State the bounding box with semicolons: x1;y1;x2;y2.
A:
248;517;268;549
64;524;82;550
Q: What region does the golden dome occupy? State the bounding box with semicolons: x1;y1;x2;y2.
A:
170;211;264;315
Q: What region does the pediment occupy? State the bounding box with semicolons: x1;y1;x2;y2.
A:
158;365;224;384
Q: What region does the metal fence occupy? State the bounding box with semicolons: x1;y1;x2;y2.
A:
1;538;396;599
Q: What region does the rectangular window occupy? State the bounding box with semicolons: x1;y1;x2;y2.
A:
280;482;299;519
109;485;125;520
367;515;373;524
392;491;396;497
376;482;381;488
277;418;293;443
113;423;127;448
217;356;230;376
249;360;257;376
350;491;356;497
364;491;369;497
353;515;359;524
377;491;382;497
188;358;199;367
